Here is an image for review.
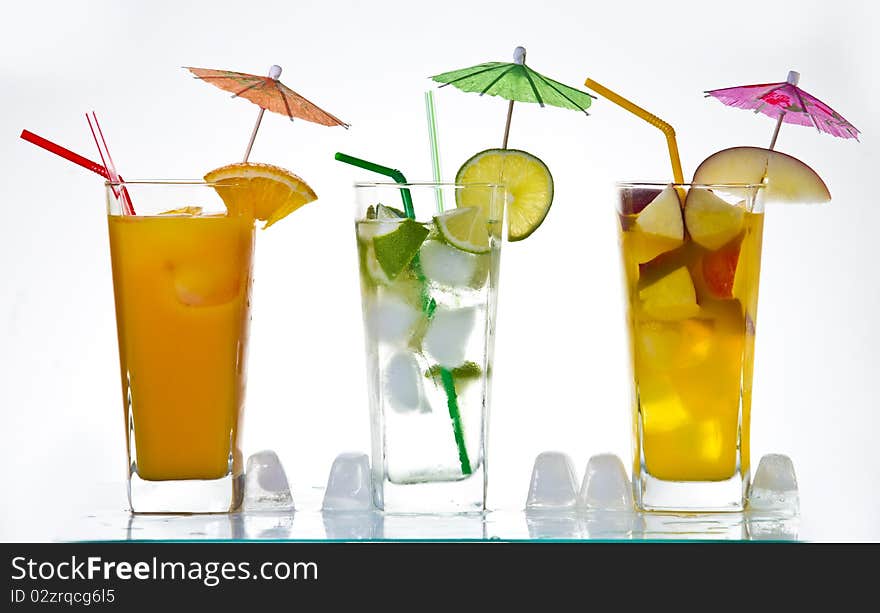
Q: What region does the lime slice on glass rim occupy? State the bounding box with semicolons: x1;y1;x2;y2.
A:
434;206;491;254
455;148;554;241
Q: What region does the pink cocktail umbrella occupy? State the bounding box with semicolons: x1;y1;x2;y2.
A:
705;71;859;149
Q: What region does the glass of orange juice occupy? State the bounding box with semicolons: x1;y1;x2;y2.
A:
618;182;764;511
106;180;254;513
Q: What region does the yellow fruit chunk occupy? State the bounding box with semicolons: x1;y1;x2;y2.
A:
204;162;317;228
692;146;830;205
160;206;203;216
639;266;700;321
635;185;684;240
624;232;684;265
684;188;745;250
630;185;684;263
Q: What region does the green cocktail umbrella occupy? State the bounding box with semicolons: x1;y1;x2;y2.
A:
431;46;595;148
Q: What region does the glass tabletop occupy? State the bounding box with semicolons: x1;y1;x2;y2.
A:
54;508;797;542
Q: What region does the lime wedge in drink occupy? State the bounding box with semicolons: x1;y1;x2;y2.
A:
425;361;482;380
376;203;406;219
364;203;403;221
372;219;429;280
434;207;491;254
455;148;554;241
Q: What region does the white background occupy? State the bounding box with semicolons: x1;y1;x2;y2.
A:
1;0;877;541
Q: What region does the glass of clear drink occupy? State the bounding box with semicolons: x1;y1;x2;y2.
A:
354;182;505;513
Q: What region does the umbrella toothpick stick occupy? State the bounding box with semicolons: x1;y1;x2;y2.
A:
243;108;266;162
502;100;515;149
769;112;785;150
768;71;799;151
500;47;526;149
242;65;283;162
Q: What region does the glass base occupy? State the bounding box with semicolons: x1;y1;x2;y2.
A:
639;511;746;539
635;469;748;512
374;464;486;514
128;472;243;514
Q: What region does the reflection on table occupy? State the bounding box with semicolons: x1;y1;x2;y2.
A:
102;509;800;541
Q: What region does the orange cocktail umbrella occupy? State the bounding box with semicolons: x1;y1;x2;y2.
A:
186;65;349;161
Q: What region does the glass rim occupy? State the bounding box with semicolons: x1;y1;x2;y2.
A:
104;180;229;187
617;181;766;189
353;181;505;189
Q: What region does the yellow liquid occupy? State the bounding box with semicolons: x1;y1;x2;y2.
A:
108;214;254;481
620;211;764;482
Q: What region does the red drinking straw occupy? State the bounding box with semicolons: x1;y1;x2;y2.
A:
20;129;110;179
86;112;135;215
20;125;136;215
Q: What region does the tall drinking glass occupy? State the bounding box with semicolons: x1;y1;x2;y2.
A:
354;183;505;513
618;182;764;511
106;181;254;513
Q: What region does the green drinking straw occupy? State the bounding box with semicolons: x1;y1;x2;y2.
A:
334;153;414;217
335;152;472;475
424;91;445;213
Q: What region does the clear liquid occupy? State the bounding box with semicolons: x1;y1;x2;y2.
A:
356;218;500;485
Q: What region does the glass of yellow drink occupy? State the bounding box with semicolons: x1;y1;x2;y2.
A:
106;181;254;513
618;182;764;511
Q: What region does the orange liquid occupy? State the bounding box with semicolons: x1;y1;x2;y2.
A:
620;211;764;481
108;214;254;481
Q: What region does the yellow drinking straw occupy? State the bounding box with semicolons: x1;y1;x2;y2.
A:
584;78;684;184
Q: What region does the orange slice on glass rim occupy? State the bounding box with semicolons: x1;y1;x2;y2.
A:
204;162;317;228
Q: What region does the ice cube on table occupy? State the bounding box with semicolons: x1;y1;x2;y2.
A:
748;453;799;513
383;351;424;413
423;306;476;368
322;452;374;512
577;453;634;511
243;450;294;511
368;293;421;345
419;239;479;288
525;452;579;510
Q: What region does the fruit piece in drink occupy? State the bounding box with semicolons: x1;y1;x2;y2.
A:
684;188;745;250
701;237;742;299
629;185;684;263
638;266;701;321
372;219;429;280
